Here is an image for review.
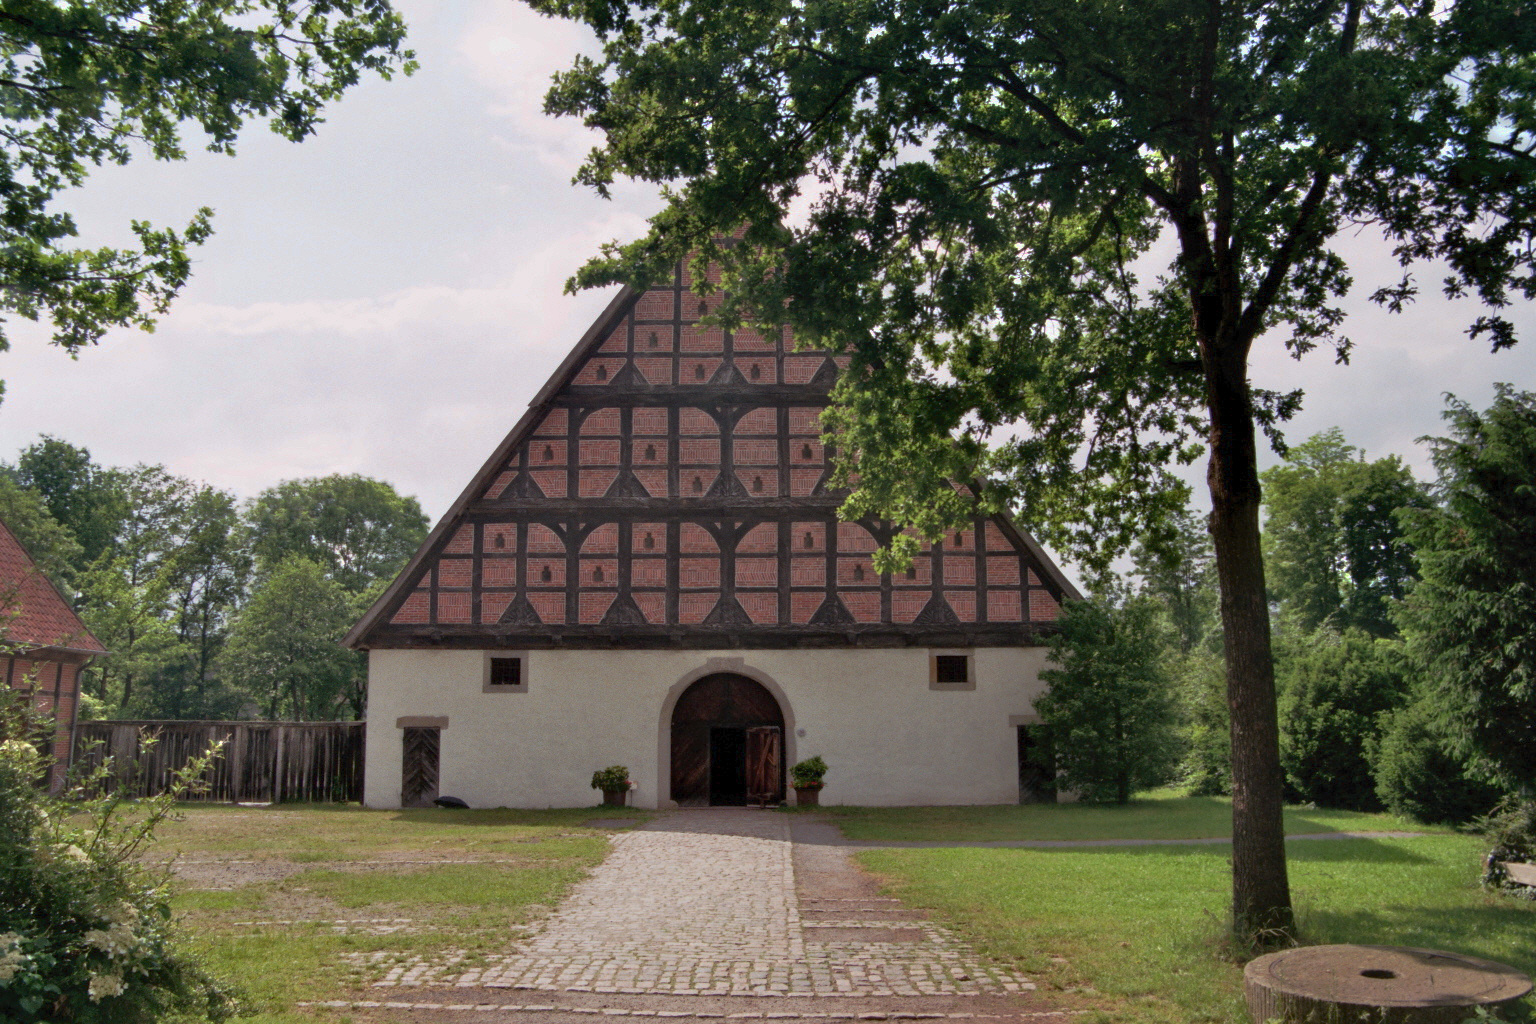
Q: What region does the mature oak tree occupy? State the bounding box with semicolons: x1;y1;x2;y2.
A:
0;0;413;358
534;0;1535;939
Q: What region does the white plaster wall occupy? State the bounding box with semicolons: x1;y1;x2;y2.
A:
364;646;1050;809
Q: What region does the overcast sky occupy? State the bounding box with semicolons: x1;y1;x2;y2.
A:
0;0;1531;542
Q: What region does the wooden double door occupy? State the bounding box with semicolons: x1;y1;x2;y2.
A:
671;673;785;805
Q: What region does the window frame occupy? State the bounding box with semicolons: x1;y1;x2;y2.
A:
928;649;976;690
482;651;530;693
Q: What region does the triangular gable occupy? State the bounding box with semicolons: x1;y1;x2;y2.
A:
347;261;1079;650
0;518;105;655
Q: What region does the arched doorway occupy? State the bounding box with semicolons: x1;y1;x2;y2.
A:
670;673;785;806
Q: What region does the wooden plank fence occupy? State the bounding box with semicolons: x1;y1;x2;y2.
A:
72;720;365;803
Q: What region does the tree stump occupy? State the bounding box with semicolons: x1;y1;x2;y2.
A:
1244;945;1530;1024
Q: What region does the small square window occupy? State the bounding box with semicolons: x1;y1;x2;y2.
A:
490;657;520;687
929;650;975;690
483;652;529;693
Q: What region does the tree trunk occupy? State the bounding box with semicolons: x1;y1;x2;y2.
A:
1205;347;1295;944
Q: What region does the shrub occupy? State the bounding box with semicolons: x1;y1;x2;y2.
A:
0;726;237;1023
1277;631;1409;810
790;756;827;788
1480;800;1536;892
1373;696;1507;825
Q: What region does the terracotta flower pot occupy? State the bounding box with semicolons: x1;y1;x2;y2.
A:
602;788;628;807
794;785;822;807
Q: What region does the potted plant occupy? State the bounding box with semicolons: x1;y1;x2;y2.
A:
790;756;827;807
591;765;631;807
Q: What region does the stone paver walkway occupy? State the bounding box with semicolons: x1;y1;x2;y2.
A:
371;809;1033;998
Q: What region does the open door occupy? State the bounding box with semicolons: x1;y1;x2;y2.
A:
745;725;783;806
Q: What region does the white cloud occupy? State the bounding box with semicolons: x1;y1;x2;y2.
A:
456;3;606;173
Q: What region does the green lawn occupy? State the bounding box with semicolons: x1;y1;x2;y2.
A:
819;790;1443;843
156;804;647;1023
856;832;1535;1024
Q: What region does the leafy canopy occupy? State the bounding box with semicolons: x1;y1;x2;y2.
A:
1261;428;1428;637
245;474;428;594
537;0;1536;571
0;0;414;356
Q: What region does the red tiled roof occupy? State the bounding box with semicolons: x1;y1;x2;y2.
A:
0;517;106;654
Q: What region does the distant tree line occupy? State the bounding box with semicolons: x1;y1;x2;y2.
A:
0;438;428;722
1041;387;1536;828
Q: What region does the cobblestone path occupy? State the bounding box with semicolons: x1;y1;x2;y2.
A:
371;809;1034;999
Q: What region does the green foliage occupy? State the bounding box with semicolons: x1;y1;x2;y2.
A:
2;433;434;722
1262;429;1429;637
1176;649;1231;797
1276;630;1409;811
1481;801;1536;874
8;437;123;570
0;709;237;1022
246;474;429;593
790;756;827;788
1132;507;1218;656
589;765;630;790
1038;597;1182;804
1397;386;1536;794
537;0;1536;936
219;556;364;721
539;0;1536;571
0;1;413;356
0;477;84;596
1373;695;1506;825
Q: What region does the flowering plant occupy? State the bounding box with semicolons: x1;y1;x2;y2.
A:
0;686;239;1023
790;756;828;789
590;765;631;791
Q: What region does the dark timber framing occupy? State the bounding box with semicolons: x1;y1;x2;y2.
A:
347;261;1080;652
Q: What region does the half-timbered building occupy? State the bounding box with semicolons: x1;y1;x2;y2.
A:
346;260;1080;809
1;516;106;792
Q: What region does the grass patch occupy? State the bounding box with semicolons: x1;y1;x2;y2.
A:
154;804;633;1024
293;856;600;917
857;834;1535;1024
153;802;648;859
820;791;1440;843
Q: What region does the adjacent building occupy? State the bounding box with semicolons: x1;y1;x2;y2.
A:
0;518;105;791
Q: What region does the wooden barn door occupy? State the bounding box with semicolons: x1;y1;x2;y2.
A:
670;673;786;805
745;726;783;806
401;727;440;808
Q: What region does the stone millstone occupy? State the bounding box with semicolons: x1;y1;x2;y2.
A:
1244;945;1531;1024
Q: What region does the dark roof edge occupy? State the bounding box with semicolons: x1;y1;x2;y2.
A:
344;285;639;649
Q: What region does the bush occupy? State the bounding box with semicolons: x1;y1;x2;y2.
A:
1480;800;1536;892
0;690;237;1023
1277;631;1409;810
1373;697;1507;825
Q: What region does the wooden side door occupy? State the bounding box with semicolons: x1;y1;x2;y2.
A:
401;727;440;808
745;725;783;805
